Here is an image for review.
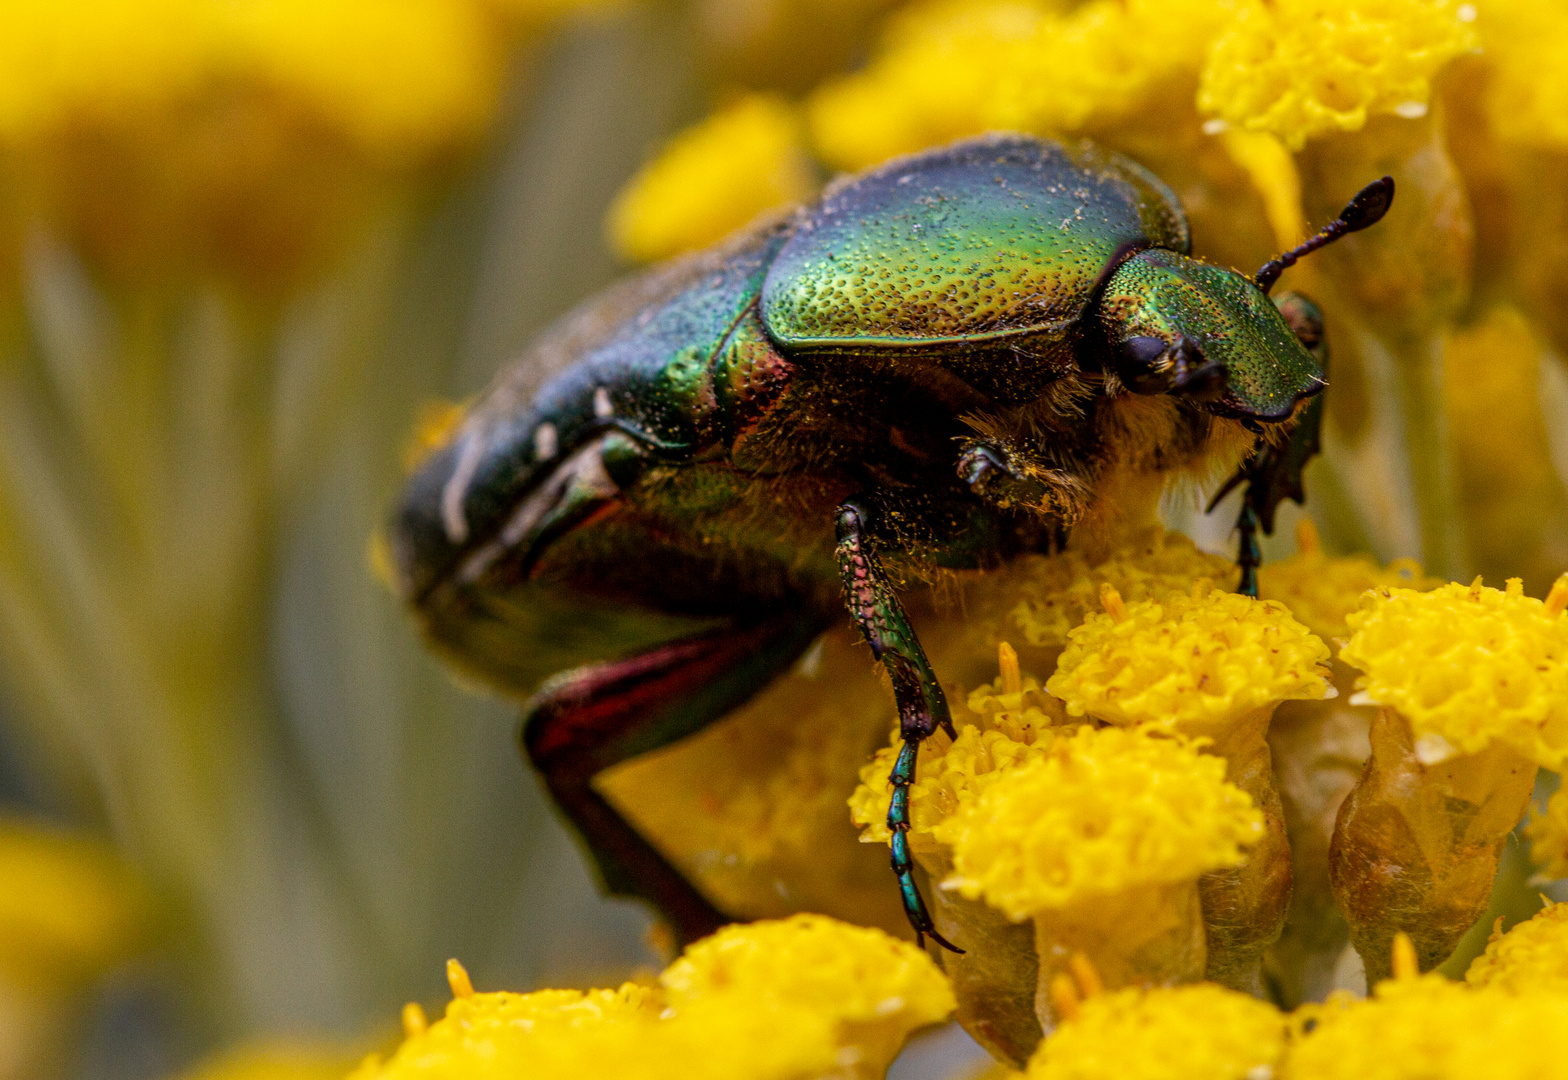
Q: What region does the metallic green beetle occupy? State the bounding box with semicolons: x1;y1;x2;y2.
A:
389;133;1391;951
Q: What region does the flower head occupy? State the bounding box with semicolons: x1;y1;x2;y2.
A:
934;725;1262;919
351;916;953;1080
1339;578;1568;767
1257;520;1437;646
1198;0;1477;150
607;93;815;263
1048;586;1331;734
1009;530;1238;654
1465;902;1568;993
1283;974;1568;1080
1027;983;1286;1080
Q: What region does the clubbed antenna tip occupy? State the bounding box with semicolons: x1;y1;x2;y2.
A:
1255;175;1395;294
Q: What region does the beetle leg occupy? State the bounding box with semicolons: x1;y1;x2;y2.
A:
523;614;825;947
1235;503;1261;598
835;499;963;954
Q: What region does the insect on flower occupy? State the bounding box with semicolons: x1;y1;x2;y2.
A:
386;134;1392;951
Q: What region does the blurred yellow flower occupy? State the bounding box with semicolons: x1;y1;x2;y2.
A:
0;0;606;283
607;93;815;263
0;820;149;990
352;915;954;1080
1526;788;1568;882
1257;520;1436;646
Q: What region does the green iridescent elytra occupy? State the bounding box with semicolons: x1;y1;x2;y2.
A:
389;133;1379;960
762;139;1187;348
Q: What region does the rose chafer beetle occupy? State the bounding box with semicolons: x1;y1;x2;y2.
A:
388;134;1392;952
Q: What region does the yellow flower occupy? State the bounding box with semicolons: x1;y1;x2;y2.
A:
806;0;1238;171
607;93;816;263
353;916;954;1080
1026;983;1286;1080
0;821;148;989
1465;902;1568;993
0;1;588;283
1010;528;1238;655
934;725;1261;919
1198;0;1478;150
848;660;1063;848
1256;520;1437;646
1526;788;1568;882
1048;586;1330;734
1283;974;1568;1080
0;1;509;157
1339;578;1568;767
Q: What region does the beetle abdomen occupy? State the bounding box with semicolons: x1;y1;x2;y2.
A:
760;134;1188;351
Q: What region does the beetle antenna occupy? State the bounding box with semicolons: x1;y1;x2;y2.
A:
1254;176;1395;294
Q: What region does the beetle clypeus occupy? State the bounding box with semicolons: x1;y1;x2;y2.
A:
388;133;1392;952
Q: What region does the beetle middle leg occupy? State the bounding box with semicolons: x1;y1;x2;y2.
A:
835;498;962;953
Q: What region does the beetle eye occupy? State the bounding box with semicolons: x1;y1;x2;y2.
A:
1118;335;1168;369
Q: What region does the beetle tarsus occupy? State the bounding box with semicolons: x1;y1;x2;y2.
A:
836;499;962;953
1236;503;1261;598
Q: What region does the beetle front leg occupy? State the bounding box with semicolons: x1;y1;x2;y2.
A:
835;499;962;954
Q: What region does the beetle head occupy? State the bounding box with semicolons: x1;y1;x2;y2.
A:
1097;248;1325;423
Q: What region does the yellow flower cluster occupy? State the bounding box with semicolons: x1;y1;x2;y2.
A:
1256;521;1437;645
606;93;816;264
1027;983;1286;1080
808;0;1236;171
935;725;1262;919
1339;579;1568;766
848;651;1064;849
0;0;512;162
1010;528;1238;653
351;916;954;1080
1284;974;1568;1080
1198;0;1477;149
1465;902;1568;993
1049;586;1331;734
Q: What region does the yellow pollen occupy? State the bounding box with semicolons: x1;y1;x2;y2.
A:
999;641;1023;695
1391;932;1419;980
1546;574;1568;618
1469;575;1485;600
1191;577;1213;600
1099;582;1126;619
1507;577;1525;597
1296;516;1322;557
1069;953;1104;1000
401;1002;428;1039
446;958;474;999
1050;973;1082;1022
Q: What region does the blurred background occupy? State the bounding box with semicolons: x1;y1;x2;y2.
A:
2;1;1566;1077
